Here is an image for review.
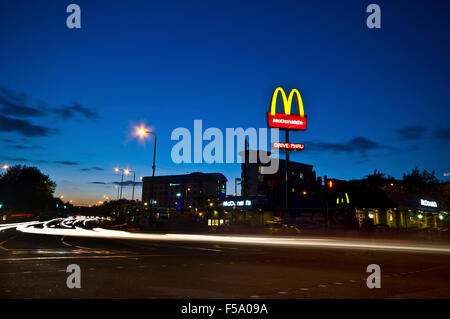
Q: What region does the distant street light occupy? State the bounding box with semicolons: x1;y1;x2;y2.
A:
114;168;126;199
124;169;137;201
115;168;137;201
2;164;9;170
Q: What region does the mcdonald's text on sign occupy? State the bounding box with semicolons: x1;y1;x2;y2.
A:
272;142;305;151
267;87;307;131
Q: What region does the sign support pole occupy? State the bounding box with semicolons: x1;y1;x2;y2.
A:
285;130;289;209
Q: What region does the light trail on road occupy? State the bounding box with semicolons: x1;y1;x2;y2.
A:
14;220;450;254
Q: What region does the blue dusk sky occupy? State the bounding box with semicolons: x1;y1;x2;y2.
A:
0;0;449;205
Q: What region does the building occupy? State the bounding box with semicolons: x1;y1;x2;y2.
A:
141;172;227;212
331;185;448;229
240;149;317;208
383;192;447;229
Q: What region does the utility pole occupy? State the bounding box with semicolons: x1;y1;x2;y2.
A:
152;134;157;177
242;139;248;198
150;134;157;214
131;171;136;201
119;170;124;199
235;178;241;196
285;130;290;209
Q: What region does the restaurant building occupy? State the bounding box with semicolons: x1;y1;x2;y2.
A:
341;188;448;229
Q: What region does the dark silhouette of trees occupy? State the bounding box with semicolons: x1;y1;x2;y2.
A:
403;166;439;189
0;165;56;211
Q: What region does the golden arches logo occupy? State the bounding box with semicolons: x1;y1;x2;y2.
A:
267;87;307;130
270;87;305;117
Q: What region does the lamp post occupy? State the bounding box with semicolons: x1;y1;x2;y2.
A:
235;178;241;196
125;169;137;201
185;187;191;211
115;168;125;199
116;168;136;200
136;128;157;177
135;127;157;210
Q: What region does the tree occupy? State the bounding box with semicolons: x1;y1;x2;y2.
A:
402;166;439;190
0;165;56;211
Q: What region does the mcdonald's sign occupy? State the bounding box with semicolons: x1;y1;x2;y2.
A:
267;87;307;130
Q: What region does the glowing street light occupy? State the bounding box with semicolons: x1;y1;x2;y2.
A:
136;127;150;139
115;168;137;201
125;169;137;201
132;124;157;177
2;164;9;170
114;168;126;199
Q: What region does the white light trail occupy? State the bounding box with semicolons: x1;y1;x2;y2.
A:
15;222;450;254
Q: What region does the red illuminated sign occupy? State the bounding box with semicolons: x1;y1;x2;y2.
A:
267;113;307;130
271;142;305;151
267;88;307;131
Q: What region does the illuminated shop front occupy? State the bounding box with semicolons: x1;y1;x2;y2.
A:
354;192;448;229
206;196;272;226
386;193;447;229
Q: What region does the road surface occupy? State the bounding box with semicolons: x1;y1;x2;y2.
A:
1;219;450;298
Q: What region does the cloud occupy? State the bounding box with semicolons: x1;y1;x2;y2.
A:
0;115;59;137
0;86;99;138
306;136;397;155
53;103;100;121
6;144;45;150
4;157;78;165
6;158;30;162
80;166;104;171
89;181;142;187
0;86;45;117
0;137;16;143
112;181;142;187
53;161;78;165
394;125;428;141
435;128;450;141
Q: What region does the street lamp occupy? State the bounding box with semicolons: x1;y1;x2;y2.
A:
134;125;157;212
235;178;241;196
124;169;137;201
114;168;127;199
115;168;137;200
1;164;9;170
134;126;157;178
